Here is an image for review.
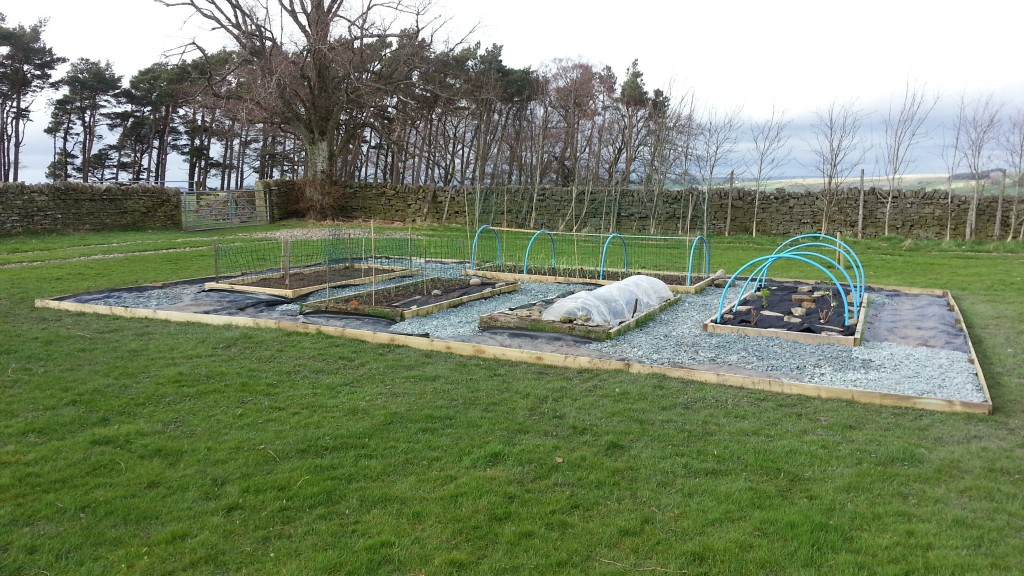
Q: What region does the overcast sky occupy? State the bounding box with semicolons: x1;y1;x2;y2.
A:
5;0;1024;183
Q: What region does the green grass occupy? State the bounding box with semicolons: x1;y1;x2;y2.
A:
2;223;1023;575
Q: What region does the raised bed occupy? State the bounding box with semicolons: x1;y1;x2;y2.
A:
703;281;867;346
467;266;713;294
479;292;681;341
204;264;419;299
300;277;520;321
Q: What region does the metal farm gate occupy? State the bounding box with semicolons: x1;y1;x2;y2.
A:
181;189;271;230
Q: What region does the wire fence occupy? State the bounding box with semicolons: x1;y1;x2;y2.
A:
467;227;711;286
213;232;472;289
210;226;711;294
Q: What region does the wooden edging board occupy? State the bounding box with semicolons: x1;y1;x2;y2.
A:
466;269;714;294
34;287;992;415
703;294;869;347
204;266;419;299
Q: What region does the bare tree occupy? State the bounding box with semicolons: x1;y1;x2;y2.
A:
155;0;441;205
645;86;695;233
694;105;742;236
809;100;865;234
941;95;966;241
1000;106;1024;242
880;83;938;236
958;93;1001;240
746;106;791;237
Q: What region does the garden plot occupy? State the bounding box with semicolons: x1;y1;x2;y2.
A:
205;263;419;298
478;275;681;341
300;277;519;321
704;281;868;346
37;275;991;414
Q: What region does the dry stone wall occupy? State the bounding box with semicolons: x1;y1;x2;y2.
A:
0;182;181;235
263;180;1017;240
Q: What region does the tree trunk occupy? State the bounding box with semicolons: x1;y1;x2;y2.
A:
966;183;982;240
752;186;760;238
304;134;335;185
12;93;23;182
945;178;953;242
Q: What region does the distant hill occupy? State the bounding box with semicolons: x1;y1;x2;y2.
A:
737;173;998;193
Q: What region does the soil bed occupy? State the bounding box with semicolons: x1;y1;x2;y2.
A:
232;265;409;290
302;277;519;321
713;282;857;335
474;264;708;289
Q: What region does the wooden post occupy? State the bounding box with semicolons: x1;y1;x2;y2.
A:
995;174;1006;239
282;238;291;290
370;220;376;307
857;168;865;239
725;170;735;237
836;231;844;268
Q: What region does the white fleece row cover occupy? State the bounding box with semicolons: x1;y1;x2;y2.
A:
541;275;674;326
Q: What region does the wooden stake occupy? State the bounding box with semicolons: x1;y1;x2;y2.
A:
282;238;291;290
836;231;844;268
370;219;376;307
857;168;865;239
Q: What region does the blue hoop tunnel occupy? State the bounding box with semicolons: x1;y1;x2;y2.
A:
470;225;502;270
716;254;853;325
598;233;628;280
523;229;557;274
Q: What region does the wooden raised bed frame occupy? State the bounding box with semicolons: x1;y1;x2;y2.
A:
703;291;869;347
479;295;681;341
204;264;419;299
300;279;520;321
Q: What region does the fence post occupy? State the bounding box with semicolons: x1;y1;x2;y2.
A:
857;168;865;239
282;238;291;290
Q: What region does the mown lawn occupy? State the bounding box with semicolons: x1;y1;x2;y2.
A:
1;223;1022;575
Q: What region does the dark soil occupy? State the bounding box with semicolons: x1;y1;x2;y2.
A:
346;277;502;308
716;281;857;336
232;266;405;290
481;264;706;287
304;277;513;320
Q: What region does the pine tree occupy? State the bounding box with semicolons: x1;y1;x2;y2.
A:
0;14;66;181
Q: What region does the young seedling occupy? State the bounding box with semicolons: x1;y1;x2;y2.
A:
760;288;771;308
818;307;832;323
